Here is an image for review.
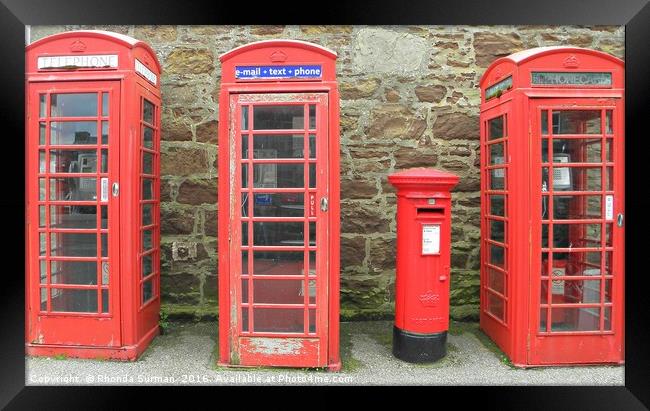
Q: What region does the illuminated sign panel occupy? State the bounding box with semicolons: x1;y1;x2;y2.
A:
485;76;512;101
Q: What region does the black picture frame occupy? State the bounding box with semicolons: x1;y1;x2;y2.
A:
1;0;648;408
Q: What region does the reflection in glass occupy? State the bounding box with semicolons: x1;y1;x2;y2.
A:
143;280;153;303
488;268;505;294
489;143;504;165
40;260;47;284
40;122;46;145
241;106;249;130
50;93;97;117
41;288;47;311
143;126;153;149
50;149;97;173
253;279;303;304
142;254;153;277
50;233;97;257
487;293;505;320
143;100;154;124
489;195;505;216
143;229;153;251
50;177;97;201
51;288;97;312
142;204;152;225
489;219;505;243
253;308;304;333
550;307;600;331
489;244;505;268
143;152;154;174
40;94;46;118
51;260;97;285
102;93;109;116
489;169;505;190
50;205;96;228
488;116;504;140
102;121;109;145
254;105;304;130
50;122;98;145
253;251;304;275
143;179;153;199
253;222;304;246
552;110;601;134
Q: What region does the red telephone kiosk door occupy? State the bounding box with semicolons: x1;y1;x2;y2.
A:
530;98;624;364
27;82;122;346
218;40;341;369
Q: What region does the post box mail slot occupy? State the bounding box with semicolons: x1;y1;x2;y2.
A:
387;168;459;363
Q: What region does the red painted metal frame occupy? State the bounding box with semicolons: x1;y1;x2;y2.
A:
479;47;624;367
25;31;162;360
218;40;340;370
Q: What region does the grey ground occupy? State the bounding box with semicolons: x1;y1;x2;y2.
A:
25;321;624;386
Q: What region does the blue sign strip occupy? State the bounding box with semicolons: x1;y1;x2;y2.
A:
235;65;322;80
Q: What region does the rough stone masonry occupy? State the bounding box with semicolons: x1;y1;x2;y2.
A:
31;25;625;321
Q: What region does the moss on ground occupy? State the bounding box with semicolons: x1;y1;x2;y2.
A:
339;322;364;372
448;320;516;369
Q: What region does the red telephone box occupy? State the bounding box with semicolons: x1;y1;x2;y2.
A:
388;168;459;363
25;31;162;360
217;40;341;370
479;47;624;366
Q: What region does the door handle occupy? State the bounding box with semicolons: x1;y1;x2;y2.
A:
617;213;624;227
320;197;328;212
112;182;119;197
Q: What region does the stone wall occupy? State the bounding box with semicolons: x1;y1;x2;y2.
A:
30;25;624;320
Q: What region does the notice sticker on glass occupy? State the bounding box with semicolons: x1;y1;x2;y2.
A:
100;177;109;202
422;224;441;255
605;195;614;220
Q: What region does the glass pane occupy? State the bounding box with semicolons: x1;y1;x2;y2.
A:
253;105;304;130
50;233;97;256
143;152;154;174
552;139;602;163
50;93;97;117
487;268;505;294
309;105;316;129
539;308;548;332
253;279;304;304
606;167;613;191
546;167;602;192
489;219;505;243
551;252;603;276
605;139;613;162
102;93;109;117
489;195;505;217
604;307;612;330
143;100;154;124
558;280;602;304
143;126;153;149
51;288;97;313
39;150;46;173
143;179;153;199
241;251;248;275
307;280;316;304
309;134;316;159
253;164;304;188
102;289;109;313
40;260;47;284
541;138;548;163
309;222;316;246
241;106;249;131
102;121;109;145
553;195;602;219
551;308;600;331
50;177;97;201
487;293;505;320
39;206;46;228
142;204;153;225
101;205;108;229
39;233;46;256
241;134;248;159
309;309;316;333
253;222;304;246
541;111;548;135
242;222;248;245
489;143;505;165
241;164;248;188
309;251;316;275
542;224;549;248
39;94;46;117
51;260;97;285
552;110;601;134
605;110;613;134
49;149;97;173
540;280;548;304
249;193;304;217
101;233;108;257
488;116;504;140
143;229;153;251
39;178;46;201
142;254;153;277
552;224;602;248
489;244;505;268
253;308;304;333
309;163;316;189
253;134;305;158
241;279;249;302
40;288;47;311
143;280;153;303
101;149;108;173
542;195;549;220
39;122;46;145
489;168;505;190
50;205;96;228
50;122;98;145
242;307;249;332
253;251;304;276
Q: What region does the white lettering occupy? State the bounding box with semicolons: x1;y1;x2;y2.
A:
38;54;118;69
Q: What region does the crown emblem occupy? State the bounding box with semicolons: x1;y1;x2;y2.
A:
270;50;288;62
69;40;86;52
493;68;502;81
563;55;579;68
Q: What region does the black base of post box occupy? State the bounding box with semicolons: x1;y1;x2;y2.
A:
392;326;447;363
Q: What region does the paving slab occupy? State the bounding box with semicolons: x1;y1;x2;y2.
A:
25;321;624;386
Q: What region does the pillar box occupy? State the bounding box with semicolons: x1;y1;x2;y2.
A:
388;168;459;363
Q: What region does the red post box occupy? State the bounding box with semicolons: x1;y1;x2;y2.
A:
25;31;162;360
388;168;459;363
